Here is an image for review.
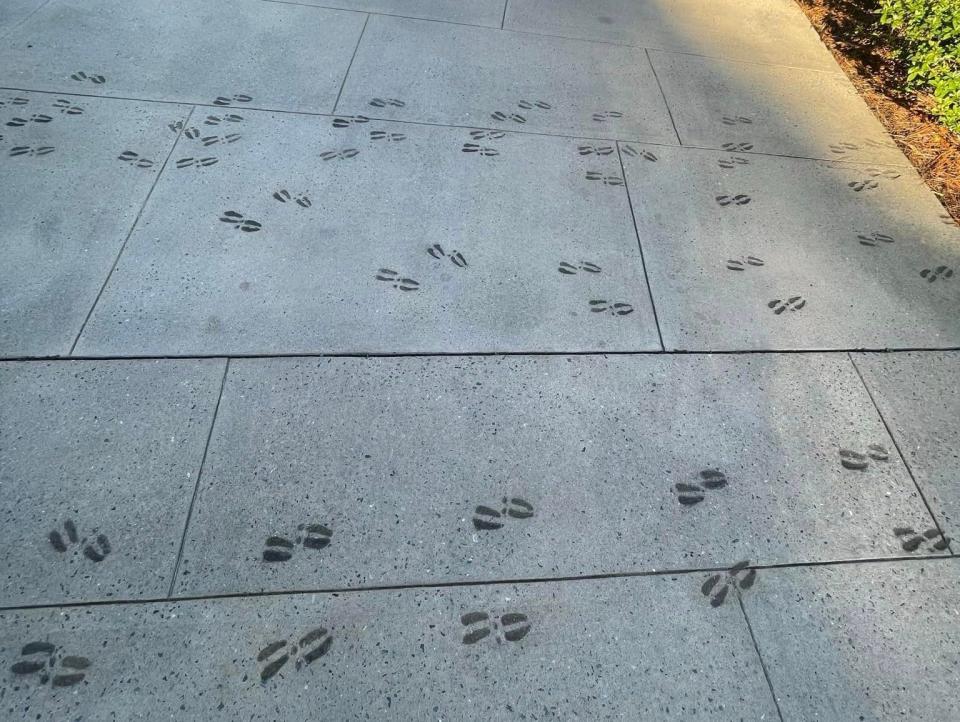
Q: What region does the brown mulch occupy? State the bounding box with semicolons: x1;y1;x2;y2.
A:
795;0;960;223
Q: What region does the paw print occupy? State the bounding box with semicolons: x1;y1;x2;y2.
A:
320;148;359;161
9;145;54;157
117;150;155;169
369;97;405;108
721;142;753;152
589;299;634;316
332;115;369;128
619;144;657;161
490;111;526;123
262;523;332;562
577;144;614;156
427;244;467;267
675;469;728;505
219;211;262;232
461;612;530;644
212;93;252;106
721;115;753;126
715;194;751;206
920;266;954;282
258;628;332;682
462;143;499;156
272;190;311;208
725;256;763;271
175;156;219;169
592;110;623;122
585;171;624;186
856;232;894;247
839;444;889;470
469;129;505;140
472;497;534;530
70;71;105;84
203;114;244;126
517;100;551;110
701;560;756;607
767;296;805;314
717;156;749;169
370;130;406;142
48;519;111;562
201;133;241;147
9;642;91;687
6;114;52;127
375;268;419;291
558;260;600;275
894;526;950;552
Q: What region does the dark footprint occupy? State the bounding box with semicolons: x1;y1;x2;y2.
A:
839;448;868;470
175;156;219;169
518;100;552;110
168;121;200;138
204;114;244;125
894;526;950;552
592;111;623;122
558;260;601;275
320;148;359;161
213;93;252;106
585;171;624;186
721;142;754;152
332;115;370;128
427;244;467;267
469;129;505;140
70;71;105;84
0;96;29;106
767;296;805;314
117;150;155;169
375;268;419;291
219;211;262;232
718;156;750;169
461;611;531;644
273;189;312;207
676;469;728;505
9;145;55;157
201;133;241;146
589;299;634;316
49;519;111;563
848;179;879;192
725;256;764;271
490;111;526;123
920;266;954;282
701;560;756;607
715;194;751;206
721;115;753;126
370;130;406;142
10;642;91;687
856;232;894;247
577;144;614;156
620;144;657;161
462;143;499;156
258;627;332;682
472;497;534;531
6;114;52;127
369;97;405;108
262;523;332;562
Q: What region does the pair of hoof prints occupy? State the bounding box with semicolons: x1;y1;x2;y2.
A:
375;244;469;292
472;497;534;530
702;560;756;607
9;642;91;687
557;260;632;317
894;526;950;552
839;444;888;470
258;628;332;681
49;519;111;562
461;611;530;644
262;524;332;562
675;469;727;506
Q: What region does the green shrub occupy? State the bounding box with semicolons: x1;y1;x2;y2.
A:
879;0;960;133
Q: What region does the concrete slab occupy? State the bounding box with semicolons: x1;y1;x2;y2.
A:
0;0;48;36
744;560;960;720
620;144;960;351
284;0;507;27
0;575;777;719
0;92;187;357
336;14;678;143
853;351;960;539
0;359;225;607
74;111;660;355
505;0;839;71
0;0;365;113
649;51;908;164
173;354;936;597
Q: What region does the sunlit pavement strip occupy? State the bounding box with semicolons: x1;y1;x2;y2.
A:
1;0;958;719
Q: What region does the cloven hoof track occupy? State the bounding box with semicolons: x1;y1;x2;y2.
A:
461;611;531;644
257;628;332;682
701;560;756;607
9;642;91;687
675;469;728;506
473;497;534;530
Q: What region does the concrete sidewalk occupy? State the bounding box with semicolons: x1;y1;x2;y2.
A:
1;1;958;719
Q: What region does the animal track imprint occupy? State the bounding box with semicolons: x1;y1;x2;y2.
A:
175;156;218;168
589;300;634;315
767;296;805;314
675;469;728;506
718;156;749;169
273;189;311;207
118;150;155;169
620;144;657;161
370;130;406;142
517;100;551;110
701;560;756;607
320;148;359;161
721;142;753;152
203;114;243;126
262;523;332;562
52;98;84;115
558;260;600;275
461;612;531;644
839;444;888;470
725;256;763;271
6;114;52;127
894;526;949;552
490;111;525;123
9;145;54;157
721;115;753;126
716;194;751;206
369;98;405;108
375;269;419;291
472;497;534;530
258;628;332;682
585;171;624;186
333;115;369;128
592;111;623;122
213;93;252;106
470;129;505;140
70;71;105;84
49;519;111;562
9;642;91;687
219;211;261;232
427;244;467;267
857;232;894;247
920;266;954;282
462;143;498;156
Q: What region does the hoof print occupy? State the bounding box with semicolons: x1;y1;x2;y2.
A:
369;98;405;108
721;115;753;126
258;628;332;682
10;642;91;687
461;611;530;645
6;114;52;127
175;156;219;169
427;244;467;267
920;266;954;282
462;143;499;156
273;189;311;207
201;133;241;147
262;523;332;562
517;100;551;110
701;560;756;607
469;129;505;140
857;232;894;247
320;148;359;161
620;144;657;161
718;156;749;169
767;296;805;314
204;114;244;126
591;110;623;122
725;256;763;271
894;526;950;553
715;194;751;206
721;142;754;152
585;171;624;186
70;71;105;84
117;150;155;169
558;260;600;275
472;497;534;531
9;145;54;157
490;111;526;123
48;519;111;562
332;115;369;128
588;299;633;316
578;144;614;156
375;268;419;291
219;211;261;232
839;444;889;470
213;93;252;107
675;469;728;505
370;130;406;142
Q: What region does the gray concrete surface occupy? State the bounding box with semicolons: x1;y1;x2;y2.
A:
1;0;959;718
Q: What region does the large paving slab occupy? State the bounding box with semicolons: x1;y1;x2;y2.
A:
853;351;960;539
173;354;939;597
620;144;960;351
0;359;225;607
0;575;777;719
336;14;678;143
280;0;507;27
0;0;48;36
649;51;908;164
505;0;839;71
0;0;365;113
0;92;187;357
74;111;660;355
743;560;960;720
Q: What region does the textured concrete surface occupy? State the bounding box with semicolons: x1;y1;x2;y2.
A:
2;0;959;717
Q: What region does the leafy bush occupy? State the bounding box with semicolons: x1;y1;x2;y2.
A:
879;0;960;132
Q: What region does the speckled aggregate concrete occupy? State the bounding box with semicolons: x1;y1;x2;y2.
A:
1;0;958;718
